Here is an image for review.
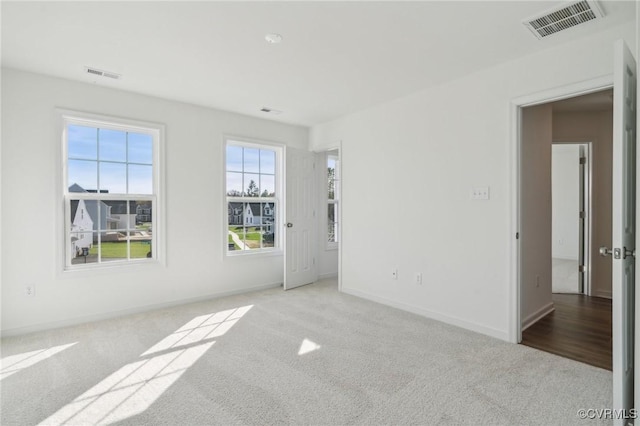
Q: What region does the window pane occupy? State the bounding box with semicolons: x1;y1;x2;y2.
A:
68;160;97;191
128;164;153;194
130;236;152;259
244;148;259;173
134;201;153;228
227;172;243;196
262;203;275;248
99;162;127;193
244;174;260;197
68;125;97;160
228;202;244;226
99;129;126;162
328;203;336;223
244;225;262;250
328;170;336;200
226;145;243;172
328;223;337;243
128;132;153;164
103;200;134;230
260;174;275;197
98;237;128;262
260;150;275;174
70;232;98;265
228;224;245;250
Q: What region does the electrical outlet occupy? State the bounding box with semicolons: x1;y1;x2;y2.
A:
470;186;490;200
25;284;35;297
415;273;422;285
392;268;398;280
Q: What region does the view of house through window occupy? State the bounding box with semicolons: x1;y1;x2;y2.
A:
327;152;339;246
64;118;159;268
226;141;280;253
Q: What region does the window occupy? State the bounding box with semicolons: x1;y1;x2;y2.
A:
63;113;161;269
225;140;281;254
327;151;339;248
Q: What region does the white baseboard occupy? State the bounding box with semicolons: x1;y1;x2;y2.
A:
341;287;509;341
521;302;555;331
0;282;282;337
593;290;612;299
318;272;338;280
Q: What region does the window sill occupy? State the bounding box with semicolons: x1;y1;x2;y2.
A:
62;258;164;276
225;249;283;259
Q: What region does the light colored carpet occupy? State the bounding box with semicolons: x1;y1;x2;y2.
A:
553;258;580;294
1;278;612;425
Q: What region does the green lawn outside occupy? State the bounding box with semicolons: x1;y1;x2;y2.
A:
89;241;151;259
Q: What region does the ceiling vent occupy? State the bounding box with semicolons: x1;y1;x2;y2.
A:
85;66;121;80
523;0;604;39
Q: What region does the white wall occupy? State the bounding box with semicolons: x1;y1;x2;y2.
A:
310;22;635;341
551;144;581;260
520;104;554;330
1;68;308;335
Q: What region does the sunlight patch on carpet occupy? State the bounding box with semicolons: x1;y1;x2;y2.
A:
38;305;253;425
0;342;77;381
298;338;321;355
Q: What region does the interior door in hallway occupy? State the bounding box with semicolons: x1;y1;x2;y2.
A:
609;39;636;423
284;147;317;290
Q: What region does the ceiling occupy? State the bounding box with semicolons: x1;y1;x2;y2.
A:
1;1;635;126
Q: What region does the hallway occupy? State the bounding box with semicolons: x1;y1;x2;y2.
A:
522;293;612;371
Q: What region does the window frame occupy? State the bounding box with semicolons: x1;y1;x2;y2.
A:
223;137;283;257
60;110;165;272
326;151;340;250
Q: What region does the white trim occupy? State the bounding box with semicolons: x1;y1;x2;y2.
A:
0;281;283;338
521;302;555;331
509;75;614;344
57;109;166;273
222;136;284;258
342;287;508;341
594;290;613;299
318;272;338;280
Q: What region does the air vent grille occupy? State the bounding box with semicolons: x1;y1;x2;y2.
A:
85;67;121;80
523;0;604;39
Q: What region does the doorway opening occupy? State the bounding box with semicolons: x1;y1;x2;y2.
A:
518;88;614;371
551;142;590;295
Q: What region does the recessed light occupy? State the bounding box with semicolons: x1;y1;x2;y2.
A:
265;33;283;44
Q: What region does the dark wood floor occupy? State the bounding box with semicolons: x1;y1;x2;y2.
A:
521;293;612;370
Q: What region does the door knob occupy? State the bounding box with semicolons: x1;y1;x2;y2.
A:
599;246;613;257
600;246;623;259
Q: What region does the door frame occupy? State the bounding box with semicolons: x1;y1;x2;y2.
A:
509;75;613;344
551;141;592;296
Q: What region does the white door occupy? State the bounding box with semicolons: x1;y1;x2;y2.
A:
611;39;636;422
284;147;317;290
551;144;583;294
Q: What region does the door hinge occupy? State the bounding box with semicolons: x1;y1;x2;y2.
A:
516;232;520;240
579;211;586;219
579;265;586;273
580;157;586;165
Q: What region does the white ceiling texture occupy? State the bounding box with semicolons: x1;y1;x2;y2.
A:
1;1;635;126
